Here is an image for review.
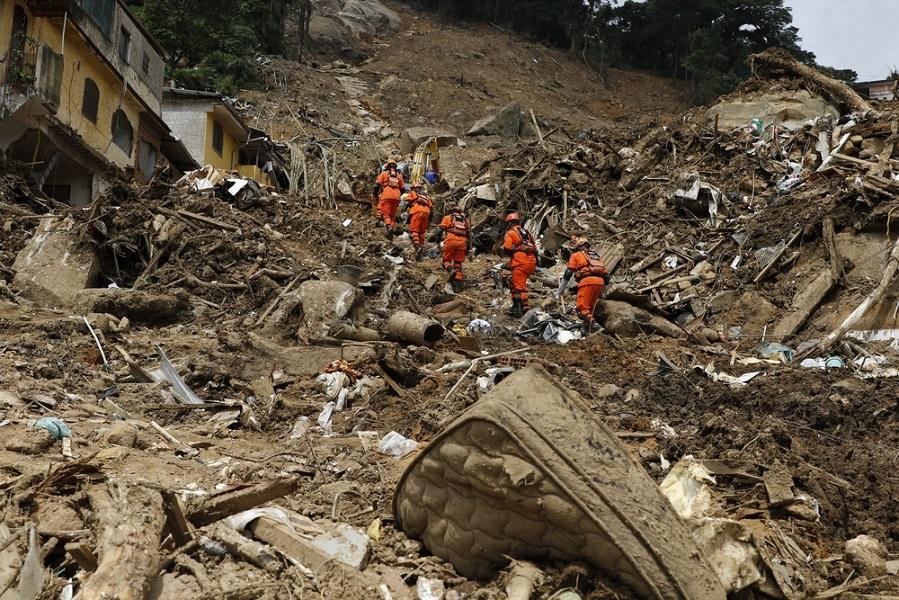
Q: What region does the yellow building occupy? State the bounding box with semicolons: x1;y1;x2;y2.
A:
162;87;282;187
0;0;194;204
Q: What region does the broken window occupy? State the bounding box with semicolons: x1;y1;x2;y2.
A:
138;138;156;180
212;120;224;156
118;27;131;63
111;109;133;156
81;78;99;124
141;51;150;74
79;0;114;38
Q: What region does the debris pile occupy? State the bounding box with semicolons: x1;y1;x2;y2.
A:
2;27;899;600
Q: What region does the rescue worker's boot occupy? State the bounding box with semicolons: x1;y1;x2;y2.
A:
414;246;423;261
451;278;463;293
385;223;394;238
509;298;523;318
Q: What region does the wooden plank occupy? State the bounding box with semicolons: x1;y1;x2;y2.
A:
161;490;193;547
769;270;834;341
186;478;302;527
373;363;408;399
177;209;240;232
64;542;98;571
206;523;281;571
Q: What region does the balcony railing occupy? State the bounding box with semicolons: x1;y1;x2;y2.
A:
0;41;63;116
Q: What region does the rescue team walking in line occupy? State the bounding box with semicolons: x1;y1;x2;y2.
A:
372;163;608;331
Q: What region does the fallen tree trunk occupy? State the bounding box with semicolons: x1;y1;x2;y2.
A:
76;482;165;600
384;311;445;346
808;236;899;356
749;49;873;114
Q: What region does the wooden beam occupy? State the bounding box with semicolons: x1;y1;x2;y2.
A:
161;490;193;547
186;478;302;527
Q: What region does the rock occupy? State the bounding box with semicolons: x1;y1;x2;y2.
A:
335;0;401;38
5;428;55;454
400;127;459;155
295;280;366;337
706;90;839;131
73;288;192;325
599;300;684;338
102;421;140;448
12;217;100;308
844;534;887;577
595;383;620;399
467;103;522;137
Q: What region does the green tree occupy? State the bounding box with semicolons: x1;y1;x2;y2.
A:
133;0;298;93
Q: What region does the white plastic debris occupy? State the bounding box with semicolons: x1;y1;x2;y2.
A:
660;456;716;520
476;367;515;391
378;431;418;458
342;219;353;227
317;372;350;400
317;401;336;433
467;319;492;335
663;255;679;269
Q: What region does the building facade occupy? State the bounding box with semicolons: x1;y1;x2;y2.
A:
163;88;283;186
0;0;176;204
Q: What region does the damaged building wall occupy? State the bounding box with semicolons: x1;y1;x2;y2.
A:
0;0;169;200
162;92;247;172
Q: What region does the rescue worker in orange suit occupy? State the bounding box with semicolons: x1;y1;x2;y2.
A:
407;183;432;259
374;161;404;236
437;206;471;293
501;212;537;317
555;237;609;334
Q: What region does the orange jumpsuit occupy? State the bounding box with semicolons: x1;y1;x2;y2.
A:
567;250;608;320
502;225;538;311
407;191;432;248
376;169;404;227
439;212;470;282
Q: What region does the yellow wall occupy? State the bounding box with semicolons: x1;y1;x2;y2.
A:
237;164;264;182
2;1;144;170
203;113;239;171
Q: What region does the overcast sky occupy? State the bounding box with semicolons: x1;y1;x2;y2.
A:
787;0;898;81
